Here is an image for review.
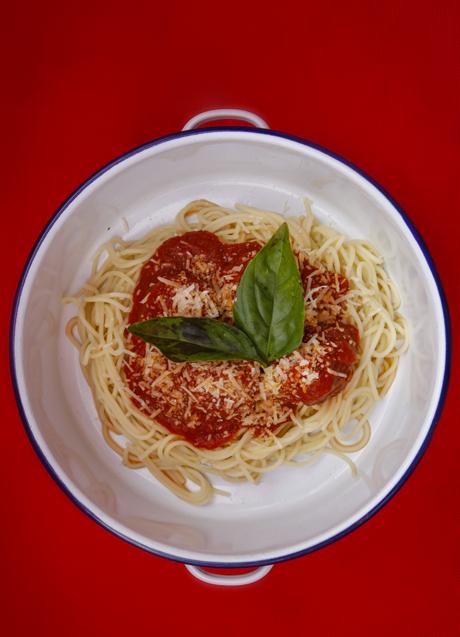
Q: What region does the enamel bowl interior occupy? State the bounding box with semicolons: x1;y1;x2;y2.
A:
12;130;447;566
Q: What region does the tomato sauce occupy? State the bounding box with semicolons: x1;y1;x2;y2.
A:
124;231;359;449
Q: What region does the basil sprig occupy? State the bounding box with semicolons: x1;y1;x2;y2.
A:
128;223;304;365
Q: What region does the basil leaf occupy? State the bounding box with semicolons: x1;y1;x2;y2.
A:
233;222;304;362
128;317;267;364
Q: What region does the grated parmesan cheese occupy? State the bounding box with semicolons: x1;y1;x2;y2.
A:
171;283;219;318
327;367;348;378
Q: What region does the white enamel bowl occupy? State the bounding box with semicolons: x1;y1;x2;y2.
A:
11;110;450;585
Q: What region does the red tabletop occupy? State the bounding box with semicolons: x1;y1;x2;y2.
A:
2;1;459;635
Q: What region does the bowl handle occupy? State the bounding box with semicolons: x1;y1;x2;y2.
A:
182;109;269;131
185;563;273;586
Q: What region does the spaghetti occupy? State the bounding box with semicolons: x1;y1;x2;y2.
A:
65;200;409;505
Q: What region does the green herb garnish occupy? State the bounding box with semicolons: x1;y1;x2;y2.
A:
233;223;304;362
128;223;304;365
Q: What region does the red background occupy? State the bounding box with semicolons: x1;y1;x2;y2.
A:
2;1;459;635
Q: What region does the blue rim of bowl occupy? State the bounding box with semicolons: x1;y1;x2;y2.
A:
9;127;452;568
